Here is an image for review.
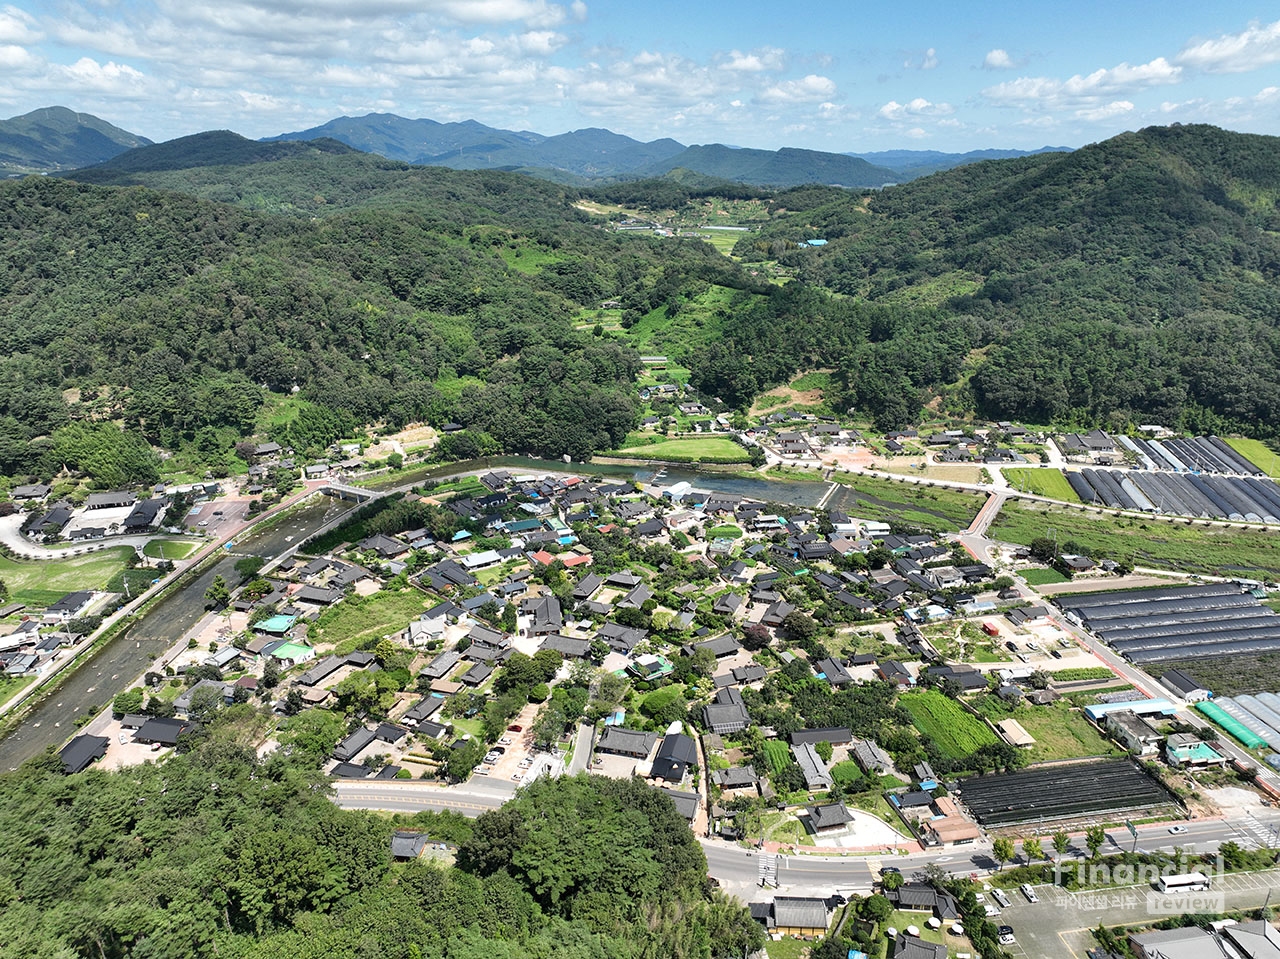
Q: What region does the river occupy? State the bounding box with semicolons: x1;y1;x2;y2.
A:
0;495;357;771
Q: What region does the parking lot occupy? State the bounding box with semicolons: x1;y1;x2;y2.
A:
992;870;1280;958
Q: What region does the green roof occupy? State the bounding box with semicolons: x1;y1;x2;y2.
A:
1169;740;1223;762
257;614;297;634
269;641;313;661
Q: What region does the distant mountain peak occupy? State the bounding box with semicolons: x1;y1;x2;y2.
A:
0;105;151;174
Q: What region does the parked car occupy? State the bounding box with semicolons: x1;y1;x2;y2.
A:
984;904;1001;918
1050;649;1063;659
991;888;1012;908
507;724;523;732
998;925;1016;944
1020;883;1039;903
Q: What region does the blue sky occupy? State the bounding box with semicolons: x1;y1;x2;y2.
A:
2;1;1279;152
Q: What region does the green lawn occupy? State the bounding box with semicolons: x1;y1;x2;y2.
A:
992;499;1280;577
609;437;751;464
309;588;433;653
764;937;811;959
1223;437;1280;477
142;538;203;560
0;547;136;607
0;674;36;705
924;622;1011;663
1020;567;1070;585
1004;467;1081;503
706;524;743;539
974;697;1121;763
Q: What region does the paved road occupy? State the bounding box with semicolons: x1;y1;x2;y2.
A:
331;779;515;815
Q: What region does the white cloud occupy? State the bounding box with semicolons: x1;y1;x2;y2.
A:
721;46;785;73
983;48;1015;70
0;6;39;44
60;57;148;94
758;74;836;103
878;97;953;120
903;47;937;70
1075;100;1133;121
1177;18;1280;73
905;126;927;138
984;56;1182;110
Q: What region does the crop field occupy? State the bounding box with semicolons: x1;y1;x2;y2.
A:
309;588;433;653
609;437;751;464
1004;467;1081;502
990;499;1280;577
0;547;136;608
762;739;792;777
899;689;997;758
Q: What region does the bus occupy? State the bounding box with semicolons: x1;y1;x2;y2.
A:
1156;872;1211;893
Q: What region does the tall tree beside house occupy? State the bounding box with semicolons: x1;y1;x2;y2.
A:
204;575;230;610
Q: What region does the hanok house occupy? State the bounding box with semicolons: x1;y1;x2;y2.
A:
134;717;197;748
713;765;760;795
390;831;431;861
703;686;751;735
767;897;830;938
790;742;832;791
59;734;109;774
650;733;698;783
596;726;657;759
806;802;853;836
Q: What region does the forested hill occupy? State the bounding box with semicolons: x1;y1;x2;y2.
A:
728;124;1280;434
0;717;761;957
0;106;150;175
66;130;359;181
0;167;757;480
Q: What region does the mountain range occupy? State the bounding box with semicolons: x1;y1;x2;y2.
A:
0;106;151;174
2;105;1069;188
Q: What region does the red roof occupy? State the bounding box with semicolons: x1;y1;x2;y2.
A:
562;554;593;567
531;550;556;565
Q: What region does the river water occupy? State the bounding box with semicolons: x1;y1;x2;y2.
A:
0;495;356;771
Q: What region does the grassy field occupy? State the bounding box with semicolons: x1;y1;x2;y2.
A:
706;524;743;539
309;588;433;653
764;936;811;959
817;471;986;533
0;547;136;607
608;437;751;464
141;538;203;560
1020;567;1070;585
899;689;998;759
0;674;36;705
991;499;1280;577
1223;437;1280;478
974;698;1121;763
1004;467;1082;503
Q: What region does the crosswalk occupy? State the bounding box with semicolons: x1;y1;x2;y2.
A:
758;853;779;887
1231;816;1279;850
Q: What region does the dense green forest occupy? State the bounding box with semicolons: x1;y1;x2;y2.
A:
732;124;1280;435
0;710;761;958
0;165;762;480
5;123;1280;489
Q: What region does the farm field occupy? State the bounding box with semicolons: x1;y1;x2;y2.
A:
991;500;1280;577
761;739;791;777
0;547;135;608
308;588;434;653
608;437;751;464
1003;467;1082;502
923;622;1011;663
899;689;997;758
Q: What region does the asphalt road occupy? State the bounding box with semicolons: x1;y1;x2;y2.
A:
331;779;515;815
0;494;357;770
